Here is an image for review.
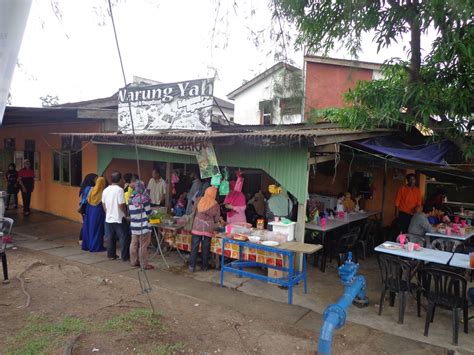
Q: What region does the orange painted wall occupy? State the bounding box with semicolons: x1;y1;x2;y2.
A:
308;159;426;226
305;62;373;112
0;122;101;222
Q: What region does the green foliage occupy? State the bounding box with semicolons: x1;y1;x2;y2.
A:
102;308;162;332
6;315;86;355
6;309;165;355
275;0;474;157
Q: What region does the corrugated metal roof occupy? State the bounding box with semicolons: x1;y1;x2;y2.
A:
53;124;394;147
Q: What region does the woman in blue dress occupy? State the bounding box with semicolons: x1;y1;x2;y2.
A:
82;177;106;252
78;173;98;244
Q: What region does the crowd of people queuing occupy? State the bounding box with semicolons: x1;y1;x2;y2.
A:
76;167;297;271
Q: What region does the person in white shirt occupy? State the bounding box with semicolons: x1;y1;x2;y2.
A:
102;171;130;261
147;169;166;206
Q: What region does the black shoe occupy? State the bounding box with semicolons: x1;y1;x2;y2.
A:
108;255;119;261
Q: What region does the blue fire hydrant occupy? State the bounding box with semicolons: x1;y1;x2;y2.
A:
317;252;369;355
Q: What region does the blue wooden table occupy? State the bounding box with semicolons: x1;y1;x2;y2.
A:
219;238;322;304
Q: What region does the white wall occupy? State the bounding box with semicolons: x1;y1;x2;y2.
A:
231;68;302;125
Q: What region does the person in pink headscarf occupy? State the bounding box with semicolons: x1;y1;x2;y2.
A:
224;179;247;224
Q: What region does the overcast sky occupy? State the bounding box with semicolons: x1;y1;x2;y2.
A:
10;0;435;107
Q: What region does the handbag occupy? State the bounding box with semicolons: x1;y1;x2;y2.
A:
183;197;200;231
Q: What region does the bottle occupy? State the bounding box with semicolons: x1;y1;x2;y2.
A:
470;253;474;269
257;219;265;230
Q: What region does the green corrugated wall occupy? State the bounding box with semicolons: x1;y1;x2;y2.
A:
97;143;309;202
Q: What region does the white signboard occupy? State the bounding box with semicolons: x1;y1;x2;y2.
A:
0;0;32;124
118;78;214;132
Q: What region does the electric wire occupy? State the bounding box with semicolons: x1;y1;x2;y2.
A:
107;0;155;314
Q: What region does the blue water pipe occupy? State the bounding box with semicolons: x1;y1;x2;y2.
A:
317;252;369;355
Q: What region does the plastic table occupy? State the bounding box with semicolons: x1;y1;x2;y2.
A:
425;230;474;245
449;253;474;270
220;238;322;304
374;241;453;265
305;211;380;272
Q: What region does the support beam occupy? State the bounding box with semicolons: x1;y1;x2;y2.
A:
295;152;310;271
165;162;172;214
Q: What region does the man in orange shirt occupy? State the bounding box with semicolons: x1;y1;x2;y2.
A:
395;174;422;232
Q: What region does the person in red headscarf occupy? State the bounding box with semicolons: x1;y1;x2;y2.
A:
224;179;247;224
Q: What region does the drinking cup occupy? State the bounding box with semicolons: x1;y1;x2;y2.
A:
321;218;327;227
399;234;406;246
407;242;415;252
470;253;474;269
274;217;280;223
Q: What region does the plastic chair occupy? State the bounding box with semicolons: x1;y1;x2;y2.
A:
356;220;377;259
334;231;359;266
377;254;422;324
421;267;468;345
0;217;14;284
431;238;464;253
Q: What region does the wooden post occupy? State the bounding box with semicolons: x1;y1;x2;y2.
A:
381;160;387;224
294;152;310;271
165;162;172;214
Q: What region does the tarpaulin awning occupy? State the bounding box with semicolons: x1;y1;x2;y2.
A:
353;136;455;166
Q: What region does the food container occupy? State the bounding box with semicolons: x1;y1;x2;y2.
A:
248;236;261;243
256;219;265;230
267;221;296;241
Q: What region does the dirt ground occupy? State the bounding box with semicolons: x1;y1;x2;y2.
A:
0;249;319;355
0;249;447;355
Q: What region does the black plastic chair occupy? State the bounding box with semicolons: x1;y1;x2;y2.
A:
421;267;468;346
334;231;359;266
377;254;422;324
431;238;464;253
0;217;13;284
356;220;377;259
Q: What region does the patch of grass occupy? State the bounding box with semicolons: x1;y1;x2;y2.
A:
6;308;163;355
8;337;50;355
148;342;185;355
102;308;162;332
6;315;86;355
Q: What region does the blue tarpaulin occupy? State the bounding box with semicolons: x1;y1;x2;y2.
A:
354;136;455;166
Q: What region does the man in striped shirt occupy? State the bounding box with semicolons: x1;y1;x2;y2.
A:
128;180;153;269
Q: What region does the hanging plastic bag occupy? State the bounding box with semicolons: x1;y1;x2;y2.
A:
211;173;222;188
219;168;230;196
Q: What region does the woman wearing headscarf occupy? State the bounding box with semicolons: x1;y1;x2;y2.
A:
248;190;266;217
267;187;293;220
82;177;106;252
189;186;220;272
128;180;153;269
78;173;98;244
223;180;247;224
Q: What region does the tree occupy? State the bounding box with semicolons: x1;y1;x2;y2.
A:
273;0;474;158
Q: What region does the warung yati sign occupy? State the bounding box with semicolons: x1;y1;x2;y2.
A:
118;78;214;132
